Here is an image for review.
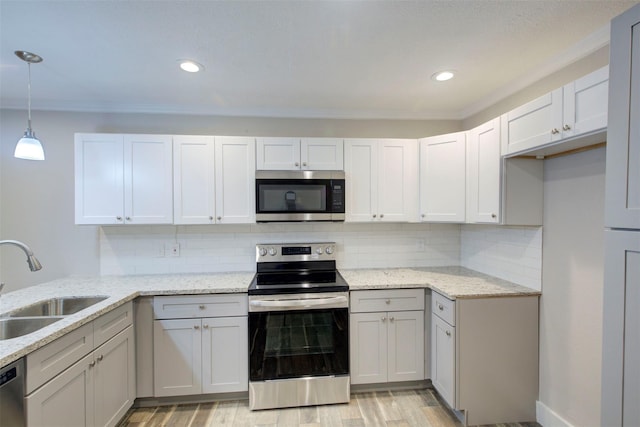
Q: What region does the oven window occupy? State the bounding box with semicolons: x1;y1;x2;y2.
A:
257;184;327;212
249;308;349;381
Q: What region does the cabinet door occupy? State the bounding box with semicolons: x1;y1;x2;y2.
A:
201;316;248;393
379;139;419;222
345;139;378;222
153;319;202;397
300;138;344;170
173;135;216;224
256;137;300;170
432;314;455;408
74;133;124;225
94;326;135;427
387;310;424;382
419;133;465;222
606;5;640;230
562;66;609;139
214;136;256;223
602;230;640;426
123;134;173;224
467;119;500;223
501;89;563;155
26;353;94;427
350;312;387;384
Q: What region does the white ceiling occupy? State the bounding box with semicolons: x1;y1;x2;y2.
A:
0;0;637;120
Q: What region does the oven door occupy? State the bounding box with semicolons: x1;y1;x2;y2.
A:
248;293;349;382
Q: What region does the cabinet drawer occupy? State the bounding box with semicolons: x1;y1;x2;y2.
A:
432;292;455;326
26;322;94;394
94;301;133;348
153;294;248;319
350;289;425;313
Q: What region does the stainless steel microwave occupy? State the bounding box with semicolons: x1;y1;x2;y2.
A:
255;170;345;222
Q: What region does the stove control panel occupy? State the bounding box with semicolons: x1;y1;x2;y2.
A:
256;242;336;262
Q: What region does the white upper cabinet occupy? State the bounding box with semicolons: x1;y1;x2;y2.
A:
173;136;216;224
256;137;343;170
605;4;640;230
214;136;256;224
419;132;466;222
501;66;609;157
466;119;500;223
75;133;173;225
345;139;418;222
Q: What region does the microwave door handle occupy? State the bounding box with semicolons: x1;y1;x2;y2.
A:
250;295;348;310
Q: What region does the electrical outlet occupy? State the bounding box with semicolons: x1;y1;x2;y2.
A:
170;243;180;257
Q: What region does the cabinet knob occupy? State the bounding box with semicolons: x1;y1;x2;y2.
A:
116;216;122;221
491;213;497;219
421;214;425;218
380;214;384;218
209;216;214;220
89;360;96;368
295;162;300;167
199;305;205;309
194;325;200;330
438;304;444;310
97;355;104;362
551;128;560;135
385;299;391;304
302;162;307;167
389;317;395;322
217;216;222;221
381;316;386;322
563;124;571;131
125;216;131;221
203;324;209;329
446;330;451;337
373;214;377;218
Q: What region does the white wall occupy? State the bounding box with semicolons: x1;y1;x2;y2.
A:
538;147;605;426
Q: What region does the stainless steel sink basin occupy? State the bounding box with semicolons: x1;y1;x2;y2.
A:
0;317;63;340
6;296;108;317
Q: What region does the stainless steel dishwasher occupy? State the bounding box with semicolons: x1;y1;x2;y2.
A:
0;358;25;427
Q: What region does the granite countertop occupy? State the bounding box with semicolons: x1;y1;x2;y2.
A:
340;266;541;300
1;267;539;367
0;272;255;367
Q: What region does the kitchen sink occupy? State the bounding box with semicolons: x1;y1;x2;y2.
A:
5;296;108;318
0;317;63;340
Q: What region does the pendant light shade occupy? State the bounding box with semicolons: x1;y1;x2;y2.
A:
14;50;45;161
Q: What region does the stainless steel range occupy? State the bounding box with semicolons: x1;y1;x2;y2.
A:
248;242;349;410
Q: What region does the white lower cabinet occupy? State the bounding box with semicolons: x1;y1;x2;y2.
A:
350;289;424;385
26;303;135;427
153;295;248;397
430;292;539;426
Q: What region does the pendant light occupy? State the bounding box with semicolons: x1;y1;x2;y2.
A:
14;50;45;161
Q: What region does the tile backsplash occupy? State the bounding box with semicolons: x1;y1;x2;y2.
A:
100;222;542;290
460;224;542;291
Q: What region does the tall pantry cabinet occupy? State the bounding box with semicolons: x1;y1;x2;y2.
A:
601;4;640;426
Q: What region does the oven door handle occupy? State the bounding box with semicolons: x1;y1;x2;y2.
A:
249;295;348;311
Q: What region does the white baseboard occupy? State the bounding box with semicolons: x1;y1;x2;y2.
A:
536;400;574;427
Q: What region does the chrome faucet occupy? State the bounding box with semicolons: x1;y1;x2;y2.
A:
0;239;43;271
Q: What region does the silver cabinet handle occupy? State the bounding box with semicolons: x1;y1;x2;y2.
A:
446;330;451;337
438;304;444;310
97;355;104;362
563;124;571;131
199;305;205;309
194;325;200;330
551;128;560;135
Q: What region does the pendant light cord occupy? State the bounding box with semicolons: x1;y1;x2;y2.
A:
27;62;32;131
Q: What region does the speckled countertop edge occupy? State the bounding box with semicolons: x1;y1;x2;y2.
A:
1;267;539;366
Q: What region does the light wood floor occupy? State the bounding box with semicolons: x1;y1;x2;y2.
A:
118;388;541;427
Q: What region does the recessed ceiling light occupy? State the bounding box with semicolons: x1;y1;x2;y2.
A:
432;70;455;82
178;60;204;73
